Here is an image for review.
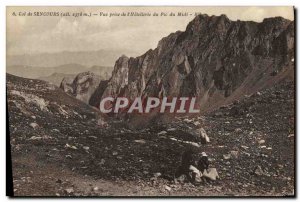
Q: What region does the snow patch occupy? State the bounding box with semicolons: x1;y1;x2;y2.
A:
10;90;49;111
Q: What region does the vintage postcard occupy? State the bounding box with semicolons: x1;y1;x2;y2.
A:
6;6;295;197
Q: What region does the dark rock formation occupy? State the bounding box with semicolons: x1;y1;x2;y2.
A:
95;14;294;114
89;80;109;108
60;71;102;104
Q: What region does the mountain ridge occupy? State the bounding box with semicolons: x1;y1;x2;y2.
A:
93;14;294;120
7;49;140;67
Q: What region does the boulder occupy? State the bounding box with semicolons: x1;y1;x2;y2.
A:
134;139;146;144
164;185;172;192
29;136;42;140
202;168;219;181
198;128;210;144
230;150;239;159
29;122;39;129
64;188;74;194
223;154;231;160
97;118;108;128
254;165;265;176
158;131;167;135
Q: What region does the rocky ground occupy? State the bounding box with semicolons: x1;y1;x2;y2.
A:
7;74;294;197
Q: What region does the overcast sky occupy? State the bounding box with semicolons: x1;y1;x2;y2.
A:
7;6;294;57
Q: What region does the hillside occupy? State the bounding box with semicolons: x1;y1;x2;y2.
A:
7;73;294;196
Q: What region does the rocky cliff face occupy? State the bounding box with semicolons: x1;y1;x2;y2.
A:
60;71;102;104
96;14;294;114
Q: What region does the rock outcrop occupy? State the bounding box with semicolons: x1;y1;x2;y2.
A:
60;71;102;104
95;14;294;114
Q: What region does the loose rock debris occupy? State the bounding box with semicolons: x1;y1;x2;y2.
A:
7;73;294;196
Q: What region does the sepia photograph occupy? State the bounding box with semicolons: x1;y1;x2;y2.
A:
6;6;295;197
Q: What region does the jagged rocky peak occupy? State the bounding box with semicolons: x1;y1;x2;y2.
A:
261;16;292;28
93;14;294;115
100;55;129;99
185;14;231;35
60;71;102;104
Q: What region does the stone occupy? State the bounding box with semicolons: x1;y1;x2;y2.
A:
164;185;172;192
254;165;265;176
83;146;90;151
202;168;219;181
29;136;42;140
64;188;74;194
65;144;78;150
193;121;201;126
215;112;223;117
223;154;231;160
134;139;146;144
183;118;193;123
98;159;105;165
241;145;249;150
243;152;251;157
235;128;242;133
97;119;108;128
174;174;187;184
153;172;162;178
158;131;167;135
198;128;210;144
29;122;39;129
230;151;239;159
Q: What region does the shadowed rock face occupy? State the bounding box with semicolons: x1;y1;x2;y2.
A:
89;80;109;108
60;71;102;104
94;14;294;114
